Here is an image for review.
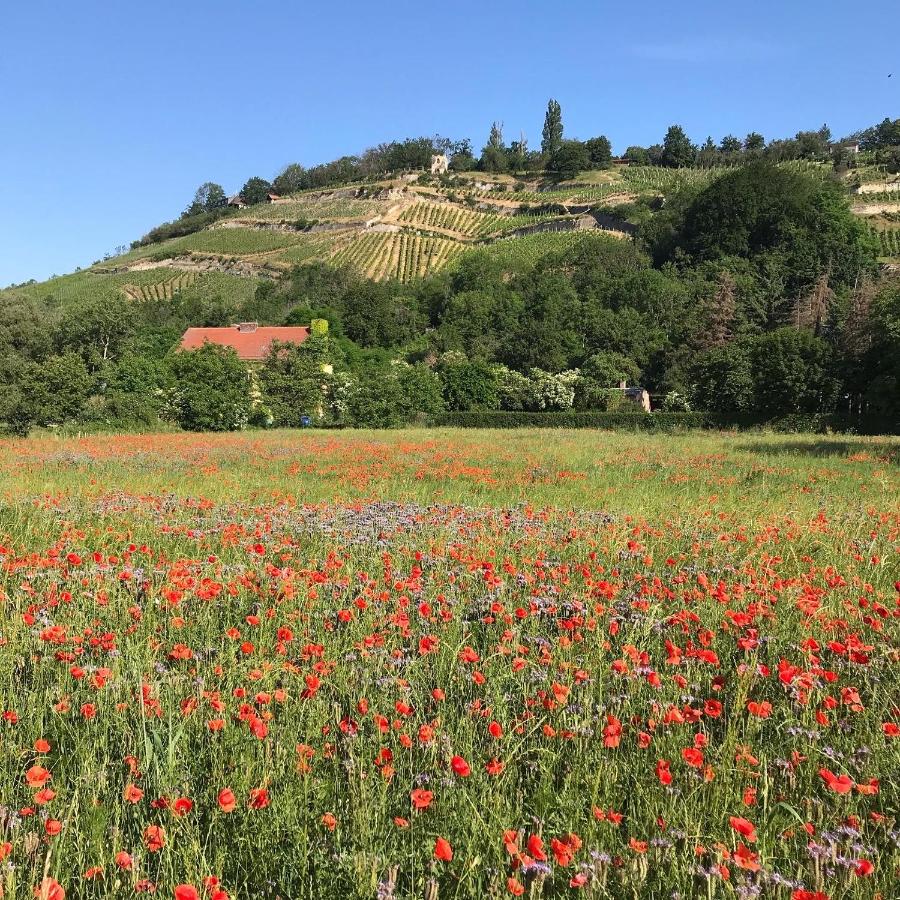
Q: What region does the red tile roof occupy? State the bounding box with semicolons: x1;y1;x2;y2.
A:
178;324;311;361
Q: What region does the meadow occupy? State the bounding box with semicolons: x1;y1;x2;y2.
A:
0;429;897;900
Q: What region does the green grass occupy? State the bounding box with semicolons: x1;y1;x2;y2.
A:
0;429;897;899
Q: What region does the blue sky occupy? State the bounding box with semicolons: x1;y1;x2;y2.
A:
1;0;897;286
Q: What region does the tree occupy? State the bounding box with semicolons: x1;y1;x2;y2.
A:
438;358;499;411
19;353;95;428
719;135;742;155
480;122;508;173
273;164;307;195
258;339;329;427
690;342;755;417
624;146;650;165
449;139;476;171
697;137;719;167
550;140;589;179
750;327;838;418
670;161;878;295
541;99;564;157
183;182;226;217
661;125;696;168
585;136;613;169
240;177;274;205
744;132;766;154
164;344;250;431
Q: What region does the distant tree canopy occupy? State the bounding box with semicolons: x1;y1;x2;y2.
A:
241;177;274;205
661;125;697;168
184;182;226;217
541;99;563;156
649;162;877;295
585;136;613;169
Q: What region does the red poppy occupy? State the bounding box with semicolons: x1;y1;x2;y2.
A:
434;837;453;861
411;788;433;810
733;843;760;872
729;816;757;843
114;851;133;870
818;769;854;794
174;886;200;900
506;877;524;896
143;824;166;852
33;878;65;900
450;755;471;777
217;789;236;813
526;834;546;861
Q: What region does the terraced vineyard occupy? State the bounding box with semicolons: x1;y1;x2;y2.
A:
397;202;561;238
241;196;390;221
120;272;198;301
330;231;464;281
155;227;308;257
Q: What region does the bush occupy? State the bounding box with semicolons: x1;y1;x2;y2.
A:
163;344;250;431
430;411;709;430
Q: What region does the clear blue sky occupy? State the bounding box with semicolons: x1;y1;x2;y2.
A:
2;0;897;287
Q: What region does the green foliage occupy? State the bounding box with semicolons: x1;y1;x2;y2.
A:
585;136;613;169
660;162;878;295
164;344;250;431
438;358;499;411
258;339;330;427
240;176;274;205
184;182;226;217
431;410;707;429
661;125;697;168
550;140;589;180
17;353;94;431
541;99;563;156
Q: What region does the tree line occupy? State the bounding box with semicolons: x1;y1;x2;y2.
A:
2;161;898;435
132;106;900;250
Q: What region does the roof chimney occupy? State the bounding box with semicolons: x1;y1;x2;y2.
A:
236;322;258;333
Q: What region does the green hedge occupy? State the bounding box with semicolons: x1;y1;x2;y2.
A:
429;411;710;430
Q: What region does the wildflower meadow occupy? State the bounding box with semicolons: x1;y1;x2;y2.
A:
0;429;897;900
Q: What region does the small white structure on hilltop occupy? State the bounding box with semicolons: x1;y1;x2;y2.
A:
430;153;449;175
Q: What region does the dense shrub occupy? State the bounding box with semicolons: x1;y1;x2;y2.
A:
430;411;709;430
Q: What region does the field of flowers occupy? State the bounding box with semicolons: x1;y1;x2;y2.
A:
0;429;897;900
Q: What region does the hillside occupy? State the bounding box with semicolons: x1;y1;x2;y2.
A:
5;160;898;320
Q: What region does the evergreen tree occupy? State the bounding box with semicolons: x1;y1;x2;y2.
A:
541;99;563;156
661;125;696;168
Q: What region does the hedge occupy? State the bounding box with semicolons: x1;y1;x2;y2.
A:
429;411;710;430
428;410;898;434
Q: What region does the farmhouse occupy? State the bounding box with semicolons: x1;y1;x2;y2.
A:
178;322;311;361
430;153;449;175
226;195;246;208
266;192;282;203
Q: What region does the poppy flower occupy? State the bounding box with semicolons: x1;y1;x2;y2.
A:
434;836;453;861
217;789;236;813
33;878;65;900
729;816;757;843
114;851;133;870
248;788;270;809
25;766;51;788
123;784;144;804
174;886;200;900
854;859;874;877
733;843;760;872
143;824;166;852
526;834;546;861
681;747;704;768
506;877;524;896
450;755;471;777
321;812;337;831
818;769;854;794
411;788;433;810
